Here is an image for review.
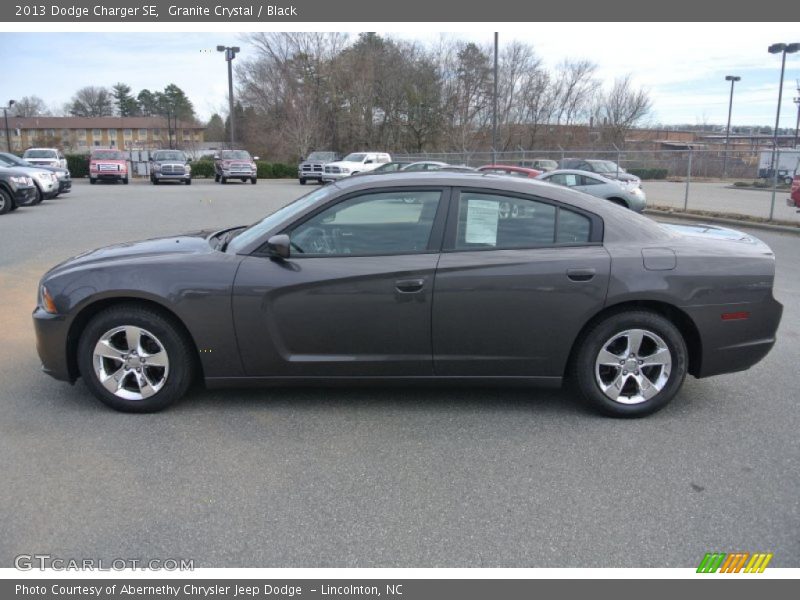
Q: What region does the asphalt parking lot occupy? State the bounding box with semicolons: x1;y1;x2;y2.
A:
0;178;798;568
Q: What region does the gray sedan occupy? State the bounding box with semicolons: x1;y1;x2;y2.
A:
33;173;781;417
537;169;647;212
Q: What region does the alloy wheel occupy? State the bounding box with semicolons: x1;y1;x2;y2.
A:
92;326;170;401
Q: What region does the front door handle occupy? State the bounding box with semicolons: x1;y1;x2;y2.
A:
567;268;596;282
395;278;425;293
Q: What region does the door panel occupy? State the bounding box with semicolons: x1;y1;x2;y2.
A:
433;246;610;376
233;254;439;377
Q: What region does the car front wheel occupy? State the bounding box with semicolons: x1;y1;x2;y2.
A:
573;311;687;417
0;188;12;214
77;305;195;412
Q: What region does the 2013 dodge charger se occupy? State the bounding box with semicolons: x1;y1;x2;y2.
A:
33;173;783;416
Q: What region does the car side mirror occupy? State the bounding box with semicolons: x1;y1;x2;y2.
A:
266;234;290;259
253;156;260;161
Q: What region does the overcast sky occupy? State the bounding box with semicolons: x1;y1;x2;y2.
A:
1;26;799;128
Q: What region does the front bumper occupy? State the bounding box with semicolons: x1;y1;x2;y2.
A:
92;172;127;181
32;307;74;382
322;172;349;182
153;172;191;181
58;179;72;193
14;186;37;205
221;170;256;178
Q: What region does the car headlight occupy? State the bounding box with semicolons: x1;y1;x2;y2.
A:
340;168;350;173
9;175;32;188
152;164;161;172
186;164;191;173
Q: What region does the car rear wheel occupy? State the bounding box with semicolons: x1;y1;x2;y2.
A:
573;311;687;417
77;305;196;412
0;188;12;214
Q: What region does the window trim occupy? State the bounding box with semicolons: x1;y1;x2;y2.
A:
442;187;603;253
251;186;453;259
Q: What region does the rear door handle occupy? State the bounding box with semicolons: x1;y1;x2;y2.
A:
567;268;596;282
395;278;426;293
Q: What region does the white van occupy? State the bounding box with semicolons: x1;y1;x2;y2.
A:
322;152;391;182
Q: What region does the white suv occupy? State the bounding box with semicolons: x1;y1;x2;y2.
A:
23;148;67;170
322;152;391;182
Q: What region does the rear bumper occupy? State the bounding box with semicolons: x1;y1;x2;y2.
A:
687;296;783;378
32;307;74;382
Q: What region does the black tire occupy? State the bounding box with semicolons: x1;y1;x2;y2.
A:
214;173;220;182
607;197;628;209
250;177;257;184
241;178;247;183
299;178;307;185
90;178;97;185
185;178;192;185
122;177;129;185
77;305;196;413
0;187;12;215
573;310;688;418
152;177;159;185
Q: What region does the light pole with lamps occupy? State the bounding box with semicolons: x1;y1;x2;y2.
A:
217;45;240;147
722;75;740;178
3;100;15;152
793;80;799;148
767;42;799;219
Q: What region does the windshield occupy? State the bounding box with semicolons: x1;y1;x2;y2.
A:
221;150;251;160
24;149;57;158
589;160;623;174
92;150;126;160
342;153;367;162
225;186;335;254
152;151;186;161
307;152;336;162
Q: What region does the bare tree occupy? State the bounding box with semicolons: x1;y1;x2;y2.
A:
597;75;652;147
68;86;113;117
11;96;49;117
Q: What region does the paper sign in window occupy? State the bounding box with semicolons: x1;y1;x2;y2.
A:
465;199;499;245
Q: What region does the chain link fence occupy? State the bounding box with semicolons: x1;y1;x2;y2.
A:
393;148;800;224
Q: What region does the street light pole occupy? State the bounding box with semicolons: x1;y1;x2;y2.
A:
3;100;15;152
793;82;799;148
492;32;498;165
217;45;240;147
767;42;800;219
722;75;740;178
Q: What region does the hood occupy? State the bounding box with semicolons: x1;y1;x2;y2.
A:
327;159;364;168
46;232;214;276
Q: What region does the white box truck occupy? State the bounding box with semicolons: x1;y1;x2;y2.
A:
758;149;800;184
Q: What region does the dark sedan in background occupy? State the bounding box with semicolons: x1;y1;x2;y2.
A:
33;173;782;416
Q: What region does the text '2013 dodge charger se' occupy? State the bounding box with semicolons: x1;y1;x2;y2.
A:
33;173;783;416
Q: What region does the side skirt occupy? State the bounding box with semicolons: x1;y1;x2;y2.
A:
204;376;563;390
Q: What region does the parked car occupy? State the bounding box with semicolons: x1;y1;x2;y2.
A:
0;152;61;203
519;159;558;172
400;161;449;172
537;169;646;212
149;150;192;185
0;151;71;196
0;167;36;214
559;158;641;186
33;172;782;417
89;149;129;184
787;174;800;209
478;164;542;178
436;165;477;173
214;150;258;184
354;161;413;175
22;147;67;170
298;151;341;185
321;152;391;182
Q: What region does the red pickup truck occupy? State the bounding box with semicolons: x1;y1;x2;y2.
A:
89;149;129;184
787;175;800;209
